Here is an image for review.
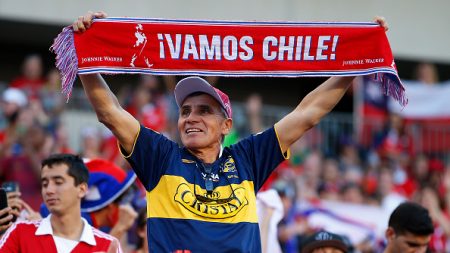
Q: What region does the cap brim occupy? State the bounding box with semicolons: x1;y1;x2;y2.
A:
174;77;224;109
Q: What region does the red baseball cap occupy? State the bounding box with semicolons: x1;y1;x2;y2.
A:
174;77;232;119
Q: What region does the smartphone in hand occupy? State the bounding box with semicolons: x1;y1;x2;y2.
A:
2;182;19;223
0;188;10;226
2;182;18;193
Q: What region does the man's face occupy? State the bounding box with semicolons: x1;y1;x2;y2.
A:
178;94;231;151
386;228;431;253
311;247;345;253
41;164;86;216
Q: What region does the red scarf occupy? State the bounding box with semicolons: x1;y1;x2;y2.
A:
51;17;406;106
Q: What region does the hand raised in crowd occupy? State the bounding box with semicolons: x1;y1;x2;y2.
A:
72;11;107;33
0;207;14;233
0;191;22;234
109;204;138;239
21;200;42;221
7;191;23;218
6;191;41;222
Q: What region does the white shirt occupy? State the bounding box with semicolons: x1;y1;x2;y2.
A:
256;189;284;253
35;215;96;253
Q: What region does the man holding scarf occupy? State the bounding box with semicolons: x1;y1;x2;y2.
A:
72;11;388;253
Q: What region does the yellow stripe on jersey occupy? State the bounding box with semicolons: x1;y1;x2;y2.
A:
274;123;291;159
146;175;258;223
118;124;142;159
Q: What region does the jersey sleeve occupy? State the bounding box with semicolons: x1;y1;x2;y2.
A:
120;125;178;191
0;223;21;252
232;126;288;191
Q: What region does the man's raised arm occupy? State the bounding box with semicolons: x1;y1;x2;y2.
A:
275;76;354;153
275;17;389;153
74;12;139;154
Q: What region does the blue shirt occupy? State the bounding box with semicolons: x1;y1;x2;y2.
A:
123;125;287;253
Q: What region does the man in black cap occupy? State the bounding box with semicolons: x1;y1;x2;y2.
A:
301;230;348;253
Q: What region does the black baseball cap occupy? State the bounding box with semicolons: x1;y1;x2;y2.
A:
302;231;348;253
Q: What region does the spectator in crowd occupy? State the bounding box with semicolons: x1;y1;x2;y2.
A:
383;202;434;253
0;154;122;252
0;88;28;157
340;182;365;205
237;93;264;138
376;112;413;159
80;159;138;242
9;54;46;99
256;189;284;253
301;230;348;253
224;92;265;147
124;75;167;134
298;150;323;200
377;168;407;214
338;138;362;173
99;129;128;168
0;189;40;235
0;88;47;210
40;158;138;243
415;185;450;253
40;68;66;130
414;62;439;85
79;126;102;159
162;75;181;141
50;124;74;155
318;158;342;201
276;180;309;253
441;164;450;218
133;207;148;253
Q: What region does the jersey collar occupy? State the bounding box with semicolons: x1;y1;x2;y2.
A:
35;214;97;246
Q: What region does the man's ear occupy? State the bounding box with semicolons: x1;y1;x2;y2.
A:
222;118;233;135
386;227;396;241
78;183;88;198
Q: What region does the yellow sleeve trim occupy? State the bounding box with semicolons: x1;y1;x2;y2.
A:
118;125;141;159
274;124;290;160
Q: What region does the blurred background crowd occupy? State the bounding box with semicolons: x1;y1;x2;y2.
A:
1;1;450;252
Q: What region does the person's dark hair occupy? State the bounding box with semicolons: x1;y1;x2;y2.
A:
388;202;434;236
41;154;89;186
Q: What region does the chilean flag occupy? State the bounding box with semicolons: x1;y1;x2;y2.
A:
356;76;389;148
389;80;450;153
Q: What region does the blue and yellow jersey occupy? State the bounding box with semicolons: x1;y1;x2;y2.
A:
123;125;287;253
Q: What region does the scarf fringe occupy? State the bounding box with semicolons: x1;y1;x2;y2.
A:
381;74;408;108
49;26;78;101
368;73;408;108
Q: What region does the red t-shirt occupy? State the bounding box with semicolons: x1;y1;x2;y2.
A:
0;219;122;253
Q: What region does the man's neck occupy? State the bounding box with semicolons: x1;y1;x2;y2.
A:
188;145;222;164
50;212;84;241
